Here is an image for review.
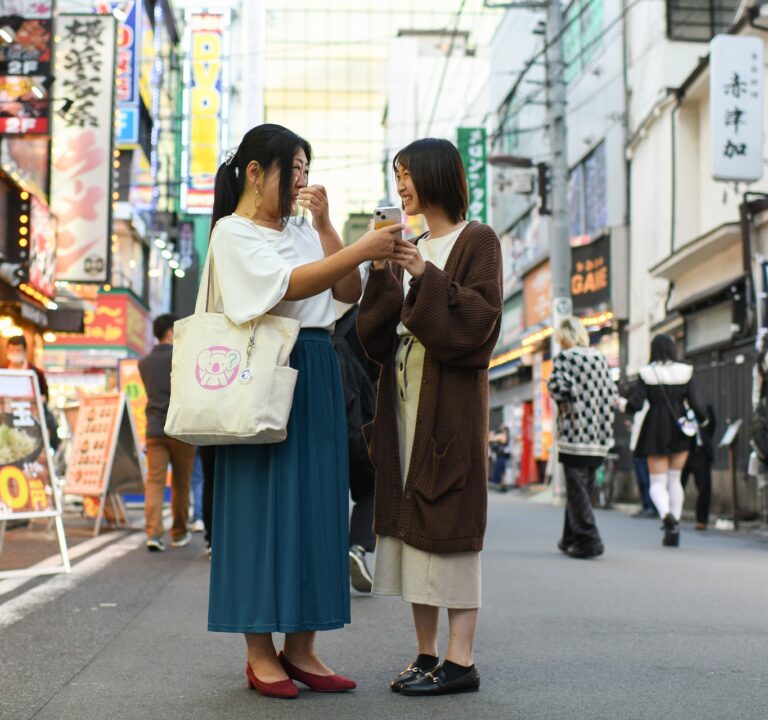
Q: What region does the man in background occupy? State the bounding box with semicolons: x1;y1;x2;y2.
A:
139;314;196;552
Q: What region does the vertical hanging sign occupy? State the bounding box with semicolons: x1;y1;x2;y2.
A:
710;34;764;183
458;127;487;223
181;9;230;214
50;14;117;283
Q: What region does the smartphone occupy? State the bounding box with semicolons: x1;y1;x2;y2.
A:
373;206;403;241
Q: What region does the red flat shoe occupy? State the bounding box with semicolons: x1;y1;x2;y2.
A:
278;652;356;692
245;663;299;699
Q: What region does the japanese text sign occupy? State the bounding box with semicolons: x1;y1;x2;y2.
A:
50;14;117;283
181;10;230;214
0;1;52;76
0;370;57;519
710;34;764;182
0;76;48;134
523;260;552;328
64;393;121;497
571;235;610;311
118;359;147;449
458;127;487;223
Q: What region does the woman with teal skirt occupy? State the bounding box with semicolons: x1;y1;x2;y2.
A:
206;124;401;700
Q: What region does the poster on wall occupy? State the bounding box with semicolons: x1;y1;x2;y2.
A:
50;14;117;283
0;75;48;134
181;9;230;214
0;137;50;201
28;196;57;299
0;1;52;76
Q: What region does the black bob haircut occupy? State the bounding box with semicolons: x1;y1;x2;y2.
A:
210;124;312;234
650;333;678;363
392;138;469;224
153;313;178;341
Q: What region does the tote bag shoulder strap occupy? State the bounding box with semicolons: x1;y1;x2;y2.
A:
194;244;216;315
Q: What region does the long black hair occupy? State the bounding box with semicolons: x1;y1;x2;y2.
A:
650;333;678;363
210;124;312;234
392;138;468;223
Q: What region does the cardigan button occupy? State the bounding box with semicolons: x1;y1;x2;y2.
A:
398;529;406;538
404;490;413;500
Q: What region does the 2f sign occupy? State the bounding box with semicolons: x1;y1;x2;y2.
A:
710;35;764;182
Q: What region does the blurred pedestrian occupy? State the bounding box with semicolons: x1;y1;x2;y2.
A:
189;450;205;533
205;124;401;700
619;334;705;547
358;137;503;696
331;302;379;593
681;405;715;530
489;426;511;489
547;317;617;559
139;313;196;552
628;403;655;517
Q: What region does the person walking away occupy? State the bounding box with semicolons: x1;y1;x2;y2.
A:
205;123;401;700
331;302;379;593
619;334;705;547
681;405;715;530
489;426;511;489
358;137;503;696
138;314;197;552
189;450;205;533
547;317;617;559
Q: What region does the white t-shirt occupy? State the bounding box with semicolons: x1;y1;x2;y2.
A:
397;222;467;336
208;214;335;330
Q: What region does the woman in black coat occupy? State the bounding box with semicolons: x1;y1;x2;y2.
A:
619;334;705;547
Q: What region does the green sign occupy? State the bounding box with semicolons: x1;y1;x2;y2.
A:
457;127;487;223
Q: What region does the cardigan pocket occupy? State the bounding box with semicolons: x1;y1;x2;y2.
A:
414;434;468;502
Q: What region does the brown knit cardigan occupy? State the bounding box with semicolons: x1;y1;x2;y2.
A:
357;221;503;554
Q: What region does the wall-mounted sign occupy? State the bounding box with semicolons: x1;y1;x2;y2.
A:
29;196;57;299
571;234;610;311
0;76;48;134
50;14;117;283
181;10;230;214
48;292;150;356
523;260;552;328
457;127;487;223
710;34;764;182
0;1;52;76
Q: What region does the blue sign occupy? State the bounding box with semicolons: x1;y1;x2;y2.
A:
117;107;139;146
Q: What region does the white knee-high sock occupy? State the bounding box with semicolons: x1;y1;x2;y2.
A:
649;473;670;518
667;469;684;521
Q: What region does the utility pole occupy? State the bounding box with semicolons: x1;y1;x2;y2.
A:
545;0;573;338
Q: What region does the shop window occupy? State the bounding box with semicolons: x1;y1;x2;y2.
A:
568;142;607;240
666;0;740;43
563;0;604;84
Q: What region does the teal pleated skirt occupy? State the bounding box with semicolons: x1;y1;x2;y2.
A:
208;329;351;633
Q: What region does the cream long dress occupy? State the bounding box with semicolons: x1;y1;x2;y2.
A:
372;223;482;609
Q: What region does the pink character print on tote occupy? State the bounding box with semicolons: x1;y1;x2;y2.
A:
195;347;241;389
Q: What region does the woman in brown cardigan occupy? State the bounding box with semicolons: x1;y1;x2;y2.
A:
357;138;503;697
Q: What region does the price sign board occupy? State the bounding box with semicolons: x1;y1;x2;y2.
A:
0;370;57;518
64;393;144;535
118;359;147;450
0;369;69;579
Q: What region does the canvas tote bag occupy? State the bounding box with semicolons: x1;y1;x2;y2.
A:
164;247;301;445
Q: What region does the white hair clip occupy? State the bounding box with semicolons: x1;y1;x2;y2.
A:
224;147;238;166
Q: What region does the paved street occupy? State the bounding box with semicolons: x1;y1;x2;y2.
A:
2;493;768;720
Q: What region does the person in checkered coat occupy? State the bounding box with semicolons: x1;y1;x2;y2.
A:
547;317;618;559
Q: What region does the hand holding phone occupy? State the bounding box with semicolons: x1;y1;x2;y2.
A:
373;206;403;242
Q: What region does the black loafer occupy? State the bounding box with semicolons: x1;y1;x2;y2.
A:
565;543;604;559
400;664;480;696
390;659;439;692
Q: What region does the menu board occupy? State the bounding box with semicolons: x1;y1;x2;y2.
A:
118;359;147;449
64;394;121;497
0;370;57;518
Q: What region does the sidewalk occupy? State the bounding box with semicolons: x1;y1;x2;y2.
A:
3;493;768;720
